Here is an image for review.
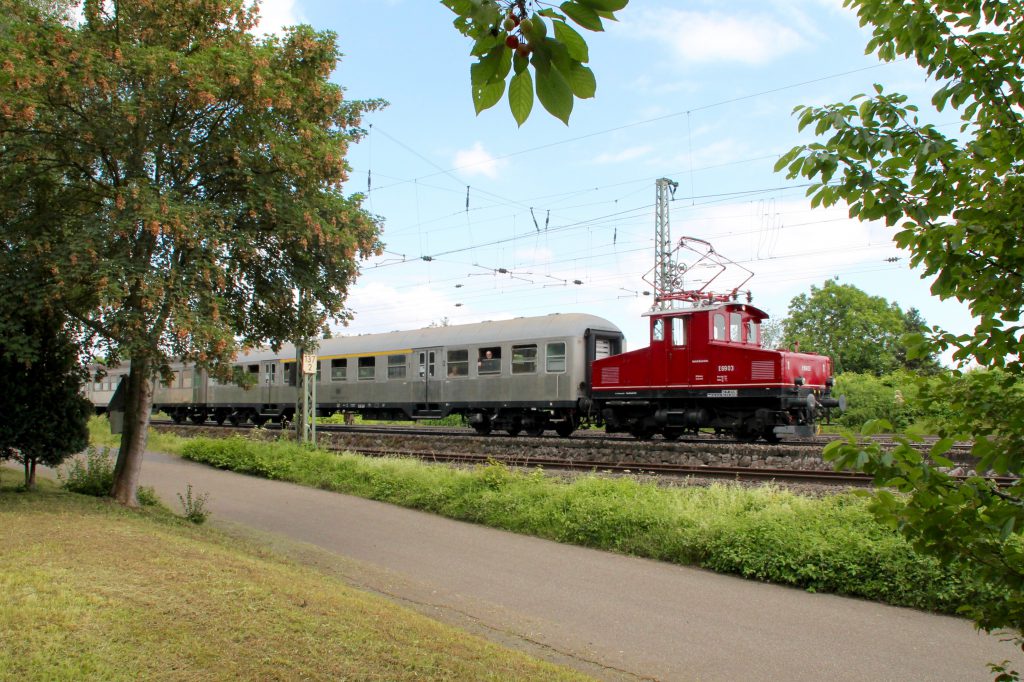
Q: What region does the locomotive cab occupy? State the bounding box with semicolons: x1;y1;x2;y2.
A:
591;302;839;442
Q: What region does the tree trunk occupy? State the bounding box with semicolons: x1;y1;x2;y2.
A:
28;459;36;489
110;356;153;506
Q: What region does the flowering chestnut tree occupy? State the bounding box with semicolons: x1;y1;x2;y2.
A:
0;0;383;504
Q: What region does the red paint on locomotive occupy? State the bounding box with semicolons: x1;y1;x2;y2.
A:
590;302;839;442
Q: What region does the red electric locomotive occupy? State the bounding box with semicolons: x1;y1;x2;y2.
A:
590;301;842;442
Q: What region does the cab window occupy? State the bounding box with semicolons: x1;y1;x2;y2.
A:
713;314;726;341
730;313;742;343
746;320;759;346
652;319;664;341
671;317;686;347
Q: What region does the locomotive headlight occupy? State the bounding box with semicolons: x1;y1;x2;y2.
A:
794;376;805;386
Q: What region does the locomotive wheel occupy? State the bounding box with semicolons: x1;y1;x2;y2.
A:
631;423;653;440
662;429;683;442
554;421;575;438
762;429;781;444
506;428;521;437
525;426;545;437
472;422;492;435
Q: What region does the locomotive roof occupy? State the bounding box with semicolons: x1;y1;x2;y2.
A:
235;313;622;363
643;302;769;320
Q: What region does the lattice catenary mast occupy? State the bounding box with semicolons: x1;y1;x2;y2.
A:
653;177;679;310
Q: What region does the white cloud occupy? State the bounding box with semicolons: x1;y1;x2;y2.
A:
628;9;807;65
452;142;504;179
249;0;304;38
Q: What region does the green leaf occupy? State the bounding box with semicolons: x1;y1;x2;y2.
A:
577;0;628;10
564;61;596;98
560;1;604;31
471;62;505;115
1000;515;1016;541
553;20;590;62
508;69;534;126
533;54;573;124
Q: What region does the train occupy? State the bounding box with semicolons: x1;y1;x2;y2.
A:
87;302;842;442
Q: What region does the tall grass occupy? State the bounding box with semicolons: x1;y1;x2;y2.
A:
181;437;1001;616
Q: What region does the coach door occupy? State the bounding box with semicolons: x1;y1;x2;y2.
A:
415;347;444;417
261;361;277;404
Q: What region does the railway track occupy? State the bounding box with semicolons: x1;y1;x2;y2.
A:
336;446;877;485
334;446;1017;488
151;421;1013;488
151;419;978;461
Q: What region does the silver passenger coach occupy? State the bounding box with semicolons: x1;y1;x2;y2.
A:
118;313;624;437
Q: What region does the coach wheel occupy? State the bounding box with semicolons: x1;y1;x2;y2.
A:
214;412;227;426
555;421;575;438
506;428;521;437
171;412;185;425
228;412;242;426
472;422;492;435
251;414;268;427
525;425;545;437
762;429;781;444
663;429;683;442
736;426;759;443
189;413;206;425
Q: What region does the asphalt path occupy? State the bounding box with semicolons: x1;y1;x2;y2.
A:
18;452;1024;681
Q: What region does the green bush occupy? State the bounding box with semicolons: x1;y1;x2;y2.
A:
177;483;211;524
135;485;161;507
59;446;115;496
180;437;1001;616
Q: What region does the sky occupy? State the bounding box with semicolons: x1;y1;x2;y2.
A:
251;0;977;359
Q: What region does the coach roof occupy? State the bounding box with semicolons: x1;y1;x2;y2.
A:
235;313;622;363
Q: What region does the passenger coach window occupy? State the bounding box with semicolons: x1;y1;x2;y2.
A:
358;357;375;380
512;345;537;374
447;349;468;377
478;347;501;375
331;358;347;381
671;318;687;347
730;313;742;343
387;354;407;379
713;314;726;341
546;343;566;373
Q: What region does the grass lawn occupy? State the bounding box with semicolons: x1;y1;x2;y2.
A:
0;478;591;682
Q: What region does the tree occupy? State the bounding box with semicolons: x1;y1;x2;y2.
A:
0;304;91;490
776;0;1024;650
443;0;629;125
780;279;939;375
0;0;383;505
